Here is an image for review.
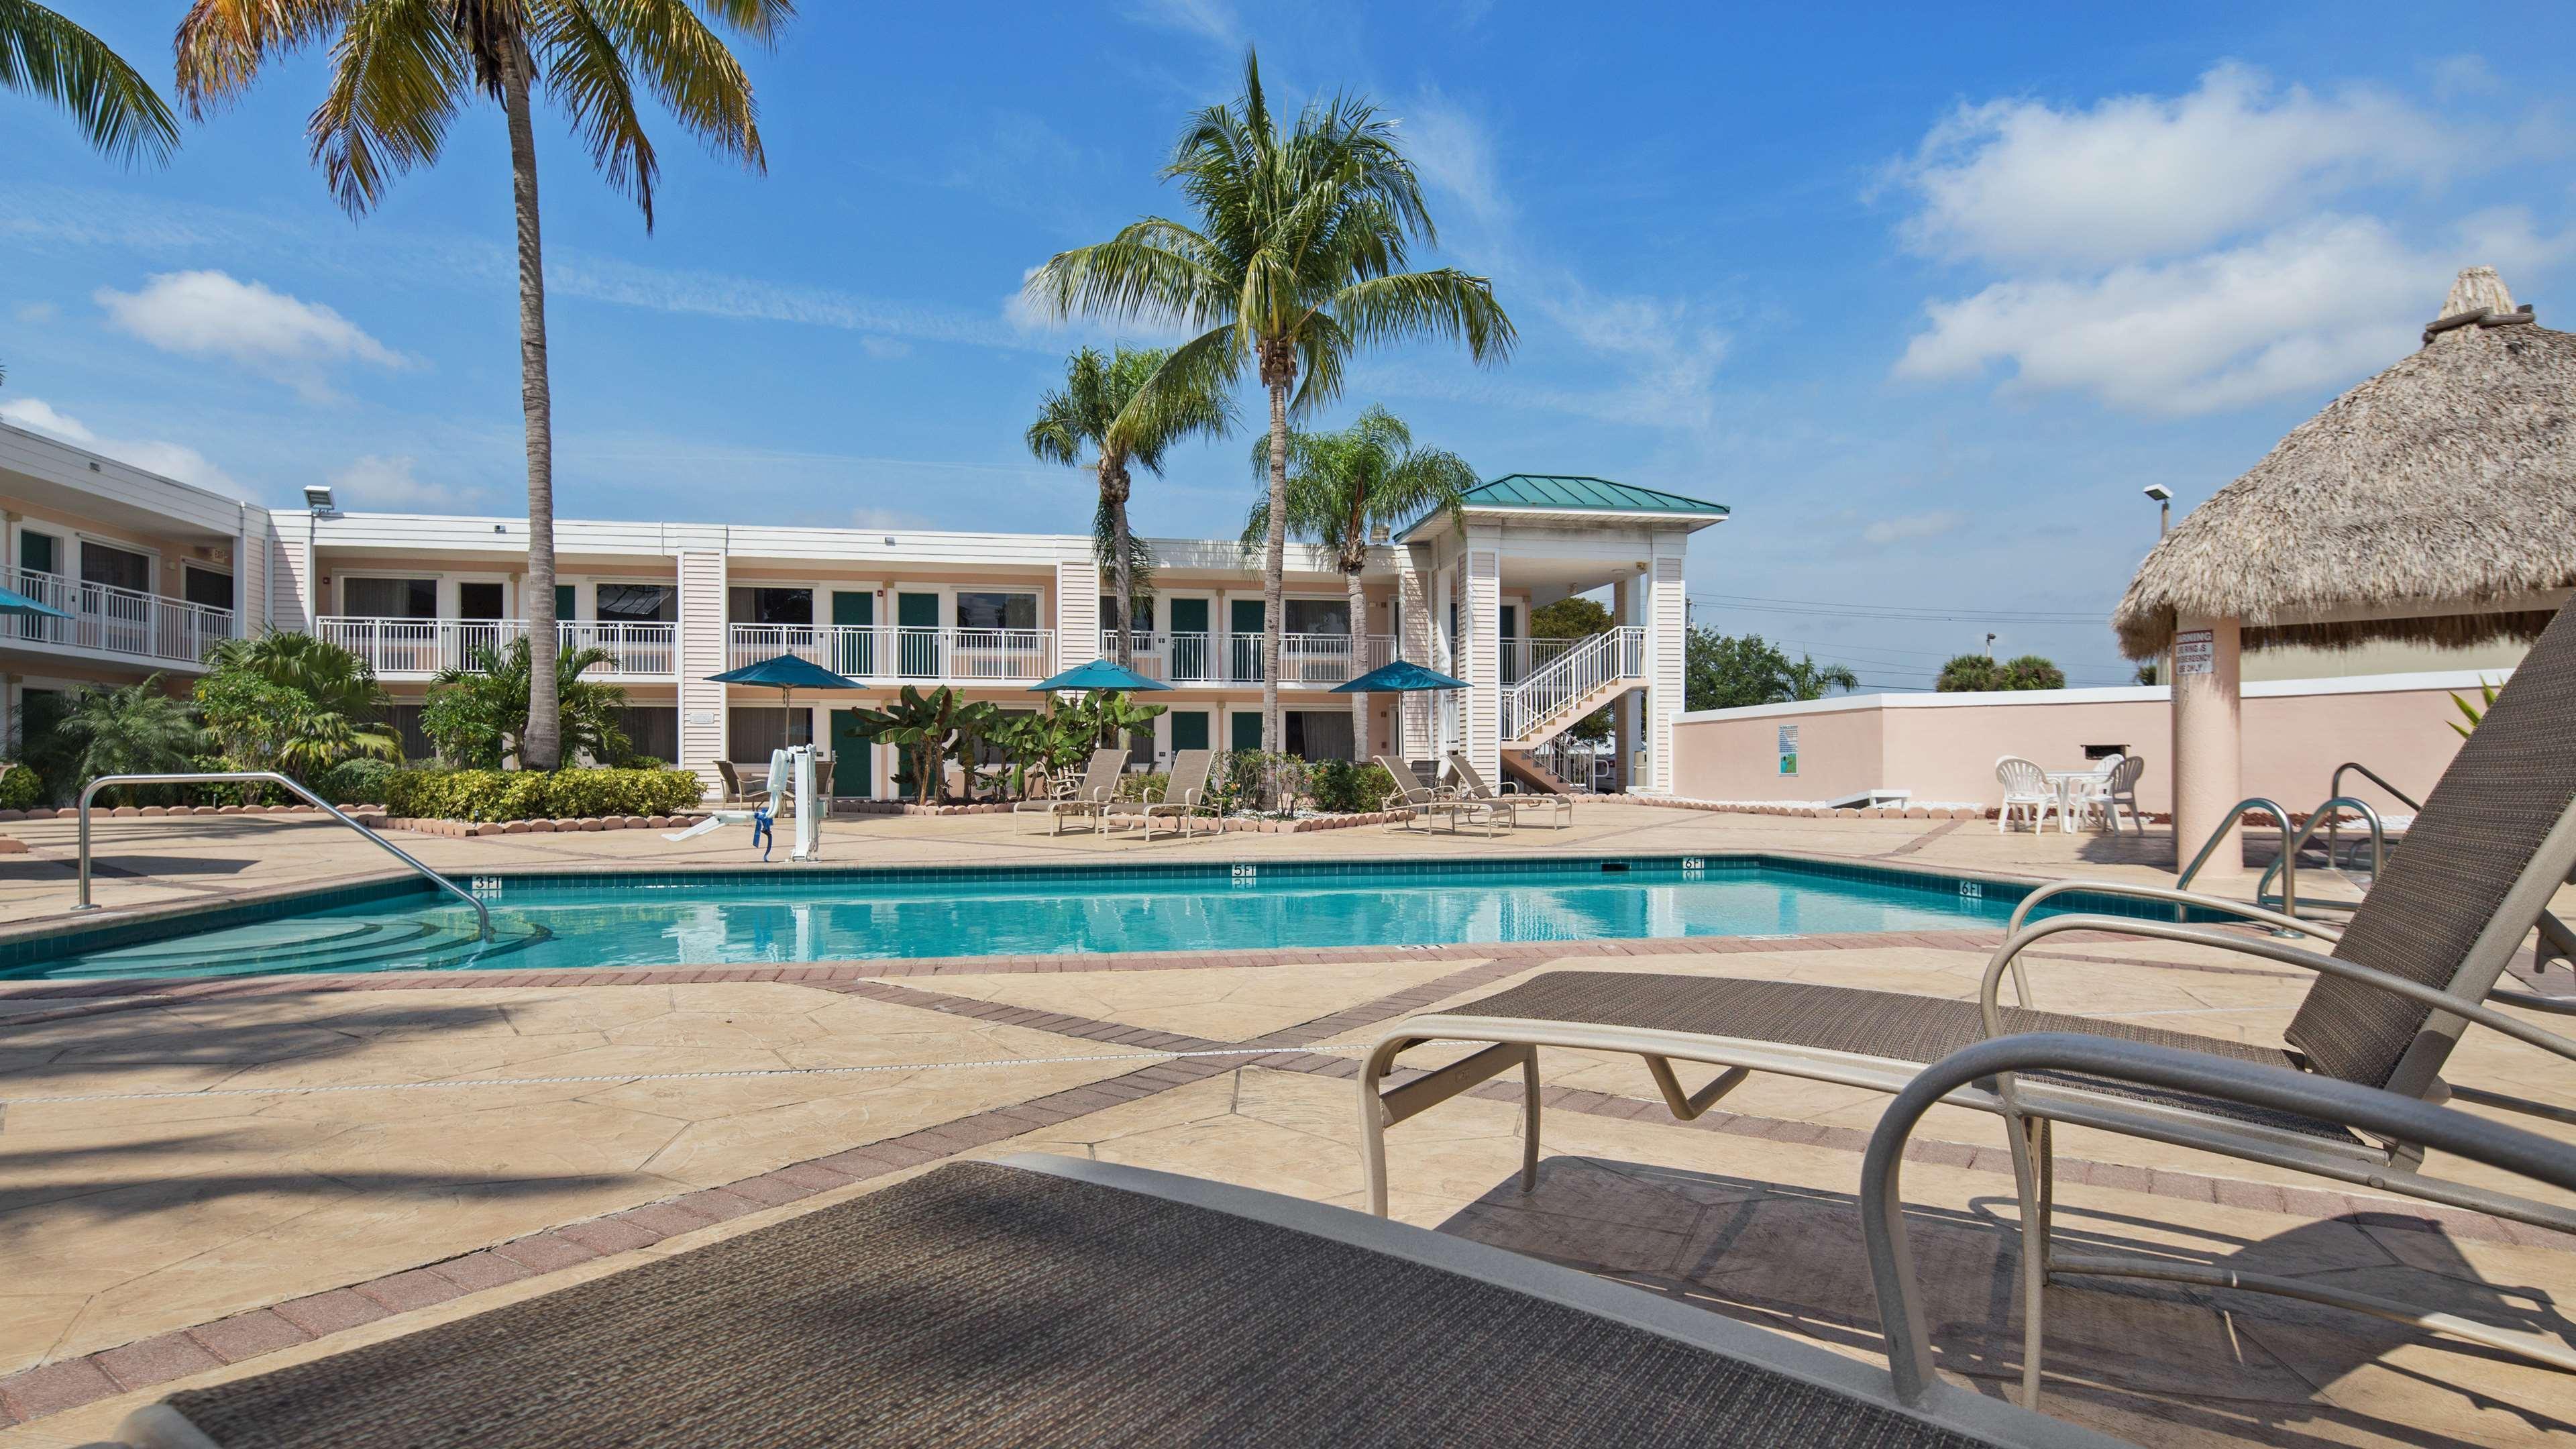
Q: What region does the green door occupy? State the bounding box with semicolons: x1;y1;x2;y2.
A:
832;590;875;676
1168;597;1210;680
1229;599;1264;682
897;592;938;676
830;708;875;798
1230;710;1263;751
555;584;577;621
1170;710;1210;752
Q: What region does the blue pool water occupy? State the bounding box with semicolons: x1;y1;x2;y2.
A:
7;857;2120;983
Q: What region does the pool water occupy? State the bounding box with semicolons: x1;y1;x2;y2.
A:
11;857;2078;982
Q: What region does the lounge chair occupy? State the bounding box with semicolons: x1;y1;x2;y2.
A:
1362;602;2576;1391
119;1057;2170;1449
1377;755;1499;837
714;759;753;806
1036;747;1128;836
1129;748;1218;841
1448;749;1572;828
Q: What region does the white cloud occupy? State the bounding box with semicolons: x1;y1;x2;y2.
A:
0;396;237;490
1122;0;1236;46
1403;88;1511;231
329;454;474;510
1862;511;1964;546
2430;54;2501;102
95;270;405;400
1893;62;2469;268
1896;209;2565;414
859;336;912;360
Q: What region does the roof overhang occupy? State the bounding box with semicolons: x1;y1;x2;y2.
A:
1398;504;1730;545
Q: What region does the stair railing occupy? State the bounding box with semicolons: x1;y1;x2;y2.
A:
1502;627;1646;741
76;771;493;939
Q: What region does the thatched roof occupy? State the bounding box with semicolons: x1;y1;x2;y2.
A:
2113;267;2576;657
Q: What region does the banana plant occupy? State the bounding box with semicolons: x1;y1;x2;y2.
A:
844;686;998;802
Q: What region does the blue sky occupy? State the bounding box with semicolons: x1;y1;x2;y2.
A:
5;2;2572;686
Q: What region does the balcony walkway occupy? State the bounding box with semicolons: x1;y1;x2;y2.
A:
0;808;2568;1446
7;570;232;670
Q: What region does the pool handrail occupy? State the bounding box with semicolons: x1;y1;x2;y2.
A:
2255;796;2387;917
74;771;494;941
2173;796;2298;922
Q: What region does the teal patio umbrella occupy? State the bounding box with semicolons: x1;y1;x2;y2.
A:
0;582;71;621
707;654;863;737
1334;659;1470;757
1028;658;1172;693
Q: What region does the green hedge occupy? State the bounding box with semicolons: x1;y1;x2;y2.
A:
314;757;402;806
383;767;705;823
0;763;42;812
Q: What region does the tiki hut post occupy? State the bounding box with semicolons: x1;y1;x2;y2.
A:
2115;266;2576;873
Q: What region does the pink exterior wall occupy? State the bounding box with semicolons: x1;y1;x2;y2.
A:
1669;672;2493;816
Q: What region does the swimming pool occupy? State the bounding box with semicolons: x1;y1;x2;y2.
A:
5;856;2161;983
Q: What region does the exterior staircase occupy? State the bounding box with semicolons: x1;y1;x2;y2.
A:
1501;626;1646;750
1499;747;1579;795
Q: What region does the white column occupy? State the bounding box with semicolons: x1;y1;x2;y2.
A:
2170;614;2243;877
1055;556;1097;672
675;545;729;799
1396;545;1435;757
1464;539;1501;782
1644;551;1686;793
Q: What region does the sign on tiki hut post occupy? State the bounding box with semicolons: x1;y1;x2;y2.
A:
1777;724;1799;776
2174;629;2214;676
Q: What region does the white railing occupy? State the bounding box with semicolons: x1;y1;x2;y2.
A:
315;618;676;677
729;625;1053;682
11;568;232;665
1502;626;1646;742
1499;636;1577;685
1099;631;1396;686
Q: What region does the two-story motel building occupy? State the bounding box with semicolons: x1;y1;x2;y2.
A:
1;420;1726;799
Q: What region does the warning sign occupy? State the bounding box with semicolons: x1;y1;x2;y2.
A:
1776;724;1799;777
2174;629;2214;676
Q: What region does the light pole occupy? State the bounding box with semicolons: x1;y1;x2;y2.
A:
2143;486;2174;686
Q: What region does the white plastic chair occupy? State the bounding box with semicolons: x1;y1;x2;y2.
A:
1994;755;2060;833
2095;754;2145;834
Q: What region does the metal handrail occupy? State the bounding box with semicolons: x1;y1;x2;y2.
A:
2326;761;2422;883
2173;796;2298;923
75;771;492;939
2257;796;2387;913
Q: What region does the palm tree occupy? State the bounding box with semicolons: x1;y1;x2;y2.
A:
1026;345;1235;667
54;677;203;804
421;635;629;769
205;628;393;724
1244;406;1470;751
4;2;180;383
1024;49;1512;750
174;2;786;768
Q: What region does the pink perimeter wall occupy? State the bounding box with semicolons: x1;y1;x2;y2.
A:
1668;670;2502;816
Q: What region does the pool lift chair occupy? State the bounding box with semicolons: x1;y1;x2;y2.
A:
664;746;822;861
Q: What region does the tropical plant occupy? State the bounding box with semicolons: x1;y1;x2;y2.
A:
1025;48;1513;753
1026;345;1235;665
175;1;788;768
0;761;43;810
197;629;399;778
1245;405;1472;750
1076;689;1167;755
313;755;400;805
3;4;178;165
1936;653;2066;692
46;677;202;804
1306;757;1394;814
1684;630;1857;712
420;637;629;769
843;686;1000;803
2133;661;2160;686
2449;676;2500;739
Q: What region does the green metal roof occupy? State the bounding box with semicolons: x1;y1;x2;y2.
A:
1398;474;1729;540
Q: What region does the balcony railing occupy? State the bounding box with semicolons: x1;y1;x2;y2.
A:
11;568;232;665
1102;631;1396;686
315;618;676;677
729;625;1053;682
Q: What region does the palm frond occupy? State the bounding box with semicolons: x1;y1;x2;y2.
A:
566;0;766;172
3;0;181;164
1326;268;1515;362
304;0;468;217
534;1;661;227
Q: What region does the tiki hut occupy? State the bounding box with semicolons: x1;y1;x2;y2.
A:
2115;266;2576;658
2116;266;2576;866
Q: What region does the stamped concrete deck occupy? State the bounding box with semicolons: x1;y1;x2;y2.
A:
1;804;2569;1446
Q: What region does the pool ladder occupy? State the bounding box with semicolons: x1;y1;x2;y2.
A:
72;771;493;941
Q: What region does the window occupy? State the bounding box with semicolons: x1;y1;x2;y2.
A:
1100;595;1153;633
183;566;233;611
597;584;676;622
17;529;58;576
345;577;437;619
457;582;506;620
1284;598;1349;635
728;706;812;759
955;592;1036;631
80;541;152;594
729;587;813;625
386;704;433;762
614;707;679;764
1285;710;1355;762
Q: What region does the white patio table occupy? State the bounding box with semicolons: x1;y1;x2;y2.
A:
2043;769;2112;834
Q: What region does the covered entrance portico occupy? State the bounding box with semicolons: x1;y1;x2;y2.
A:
1393;476;1727;794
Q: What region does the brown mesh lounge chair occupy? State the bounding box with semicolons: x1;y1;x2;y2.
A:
1036;747;1129;836
1448;749;1573;828
1130;748;1218;841
119;1067;2167;1449
1364;603;2576;1394
1377;755;1499;837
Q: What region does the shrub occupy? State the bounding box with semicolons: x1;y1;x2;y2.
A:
315;757;402;805
1307;759;1395;814
0;763;42;811
384;767;704;822
1212;749;1308;815
1112;770;1169;804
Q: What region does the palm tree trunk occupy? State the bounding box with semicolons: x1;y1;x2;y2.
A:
1346;565;1368;759
501;48;560;772
1260;376;1288;753
1107;459;1135;669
